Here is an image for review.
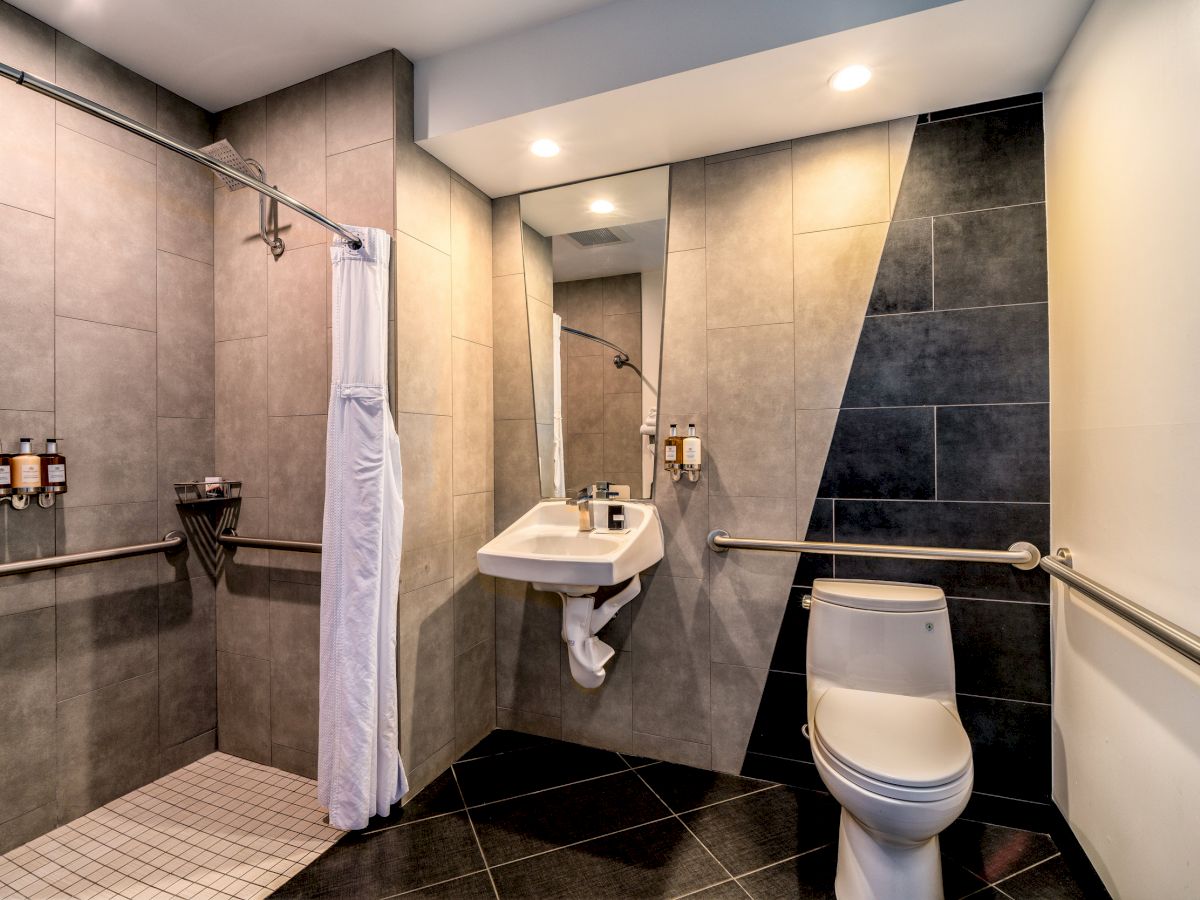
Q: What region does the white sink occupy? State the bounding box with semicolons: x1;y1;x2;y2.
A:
477;499;663;594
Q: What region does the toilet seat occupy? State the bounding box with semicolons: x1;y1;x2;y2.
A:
813;688;972;803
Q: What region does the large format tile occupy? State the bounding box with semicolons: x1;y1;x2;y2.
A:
842;303;1049;407
637;762;772;814
397;413;454;550
522;223;553;307
56;671;159;822
895;103;1045;219
494;579;561;719
157;149;214;264
707;323;795;498
493;418;540;532
396;233;453;416
792;122;890;233
452;531;494;653
745;670;809;763
491;194;523;277
0;805;56;857
54;502;158;699
818;407;935;499
950;597;1049;703
455;638;496;755
0;608;56;824
0;3;54;217
267;414;326;583
705;149;793;328
957;694;1051;801
453;738;626;807
832;499;1050;603
216;650;271;764
933;203;1047;309
55;33;156;161
274;812;484;899
491;273;532;421
55;126;157;331
794;223;888;410
602;392;642;476
632;575;710;745
470;769;666;865
668;158;705;252
155;86;212;148
603;311;643;395
710;663;770;774
452;338;494;495
214;186;268;341
55;317;157;507
158;576;216;748
215;336;269;497
270;580;321;755
939;818;1057;885
561;647;634;754
214;97;266;178
398;579;455;768
0;204;53;411
632;732;712;770
325;50;392;155
868;217;932;314
659;249;707;413
265;74;327;248
396;141;452;254
326;139;394;234
451;178;493;346
268;243;328;416
157;251;215;418
681;785;839;876
490;817;728;899
936;403;1049;502
156;416;215;584
996;853;1088;900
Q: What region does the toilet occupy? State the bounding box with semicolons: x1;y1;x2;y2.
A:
805;579;973;900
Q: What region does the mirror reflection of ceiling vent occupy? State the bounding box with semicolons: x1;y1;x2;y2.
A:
567;226;629;248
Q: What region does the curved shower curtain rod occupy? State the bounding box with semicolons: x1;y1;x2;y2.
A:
0;60;364;250
560;325;642;376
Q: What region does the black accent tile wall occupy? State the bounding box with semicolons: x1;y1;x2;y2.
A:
745;97;1052;815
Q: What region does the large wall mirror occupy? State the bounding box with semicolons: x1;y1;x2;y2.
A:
519;167;668;499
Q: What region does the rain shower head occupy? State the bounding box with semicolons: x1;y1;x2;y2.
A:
199;138;263;190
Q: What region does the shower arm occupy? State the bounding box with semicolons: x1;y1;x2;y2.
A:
0;61;364;251
560;325;640;374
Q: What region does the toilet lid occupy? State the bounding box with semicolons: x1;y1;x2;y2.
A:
813;688;972;788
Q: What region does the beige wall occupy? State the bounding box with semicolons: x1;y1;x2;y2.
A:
1045;0;1200;894
0;1;216;851
213;50;497;799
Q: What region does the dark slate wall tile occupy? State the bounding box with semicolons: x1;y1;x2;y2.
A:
818;407;934;499
895;104;1045;219
920;93;1042;123
769;589;810;675
949;598;1050;704
937;404;1049;502
745;670;809;763
794;499;833;588
934;205;1047;310
832;500;1050;603
957;694;1050;802
868;218;932;314
0;608;56;823
842;304;1049;407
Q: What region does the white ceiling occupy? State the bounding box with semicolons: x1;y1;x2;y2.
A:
551;221;666;283
7;0;615;111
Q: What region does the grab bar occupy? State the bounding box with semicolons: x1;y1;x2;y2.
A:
218;529;322;554
707;530;1041;570
0;531;187;577
1041;548;1200;666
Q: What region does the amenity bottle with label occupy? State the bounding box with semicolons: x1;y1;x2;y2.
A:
10;438;42;494
683;423;702;466
664;424;682;469
39;438;67;494
0;442;11;498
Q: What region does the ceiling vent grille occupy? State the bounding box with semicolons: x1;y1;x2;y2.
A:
567;226;629;247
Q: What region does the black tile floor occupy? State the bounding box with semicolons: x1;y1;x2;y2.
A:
272;731;1096;899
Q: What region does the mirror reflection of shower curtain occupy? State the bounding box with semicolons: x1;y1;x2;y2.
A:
552;314;566;497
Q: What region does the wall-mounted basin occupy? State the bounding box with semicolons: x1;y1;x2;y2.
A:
478;500;663;687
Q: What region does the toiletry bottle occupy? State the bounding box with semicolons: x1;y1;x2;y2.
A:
664;424;681;469
39;438;67;494
683;423;702;467
10;438;43;494
0;442;11;498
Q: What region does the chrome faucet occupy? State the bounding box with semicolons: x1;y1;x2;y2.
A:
568;482;611;532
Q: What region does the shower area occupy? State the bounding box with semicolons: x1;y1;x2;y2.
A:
0;2;496;863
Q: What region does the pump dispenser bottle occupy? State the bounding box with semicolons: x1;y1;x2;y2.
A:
664;424;681;469
39;438;67;506
682;423;702;482
10;438;42;494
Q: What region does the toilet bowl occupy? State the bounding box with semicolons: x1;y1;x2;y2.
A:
805;579;974;900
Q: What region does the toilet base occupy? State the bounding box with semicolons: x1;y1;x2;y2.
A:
834;809;943;900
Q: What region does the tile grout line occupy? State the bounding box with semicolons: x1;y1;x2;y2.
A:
624;758;754;899
987;850;1062;893
449;764;500;900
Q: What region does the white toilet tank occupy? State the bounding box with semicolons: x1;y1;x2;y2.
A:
805;579;957;724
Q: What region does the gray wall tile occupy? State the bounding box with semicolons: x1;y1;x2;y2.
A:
0;204;54;411
561;648;633;754
495;579;560;718
273;742;318;779
667;159;705;253
159;730;216;777
217;651;271;764
455;639;496;755
453;531;495;653
157;251;215;418
265;75;326;249
156;86;212;148
158;577;216;747
0;805;56;856
395;142;451;253
792;122;890;233
156;416;215;584
0;608;56;824
452;339;494;496
267;415;326;584
216;497;270;657
270;580;320;755
157;150;214;265
0;3;54;217
451;179;493;346
398;413;453;550
710;663;768;774
659;250;707;413
215;337;268;497
325;52;393;156
214;187;268;340
398;579;455;767
395;232;452;416
55;33;155;161
492;273;532;422
267;243;327;416
327;139;394;233
491;196;523;277
632;575;709;744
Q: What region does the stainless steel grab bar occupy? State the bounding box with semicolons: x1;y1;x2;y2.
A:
1041;548;1200;666
218;530;322;554
707;530;1042;570
0;531;187;577
0;61;364;250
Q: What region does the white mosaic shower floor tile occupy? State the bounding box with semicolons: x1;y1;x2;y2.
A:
0;753;343;899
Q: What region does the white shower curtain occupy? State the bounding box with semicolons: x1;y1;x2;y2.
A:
318;226;407;830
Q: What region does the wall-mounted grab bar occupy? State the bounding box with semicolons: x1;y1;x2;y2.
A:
706;530;1042;570
218;530;322;554
1041;549;1200;667
0;531;187;577
0;61;363;250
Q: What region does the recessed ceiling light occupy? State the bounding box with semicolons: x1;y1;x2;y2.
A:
589;199;615;214
530;138;560;158
829;64;872;92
